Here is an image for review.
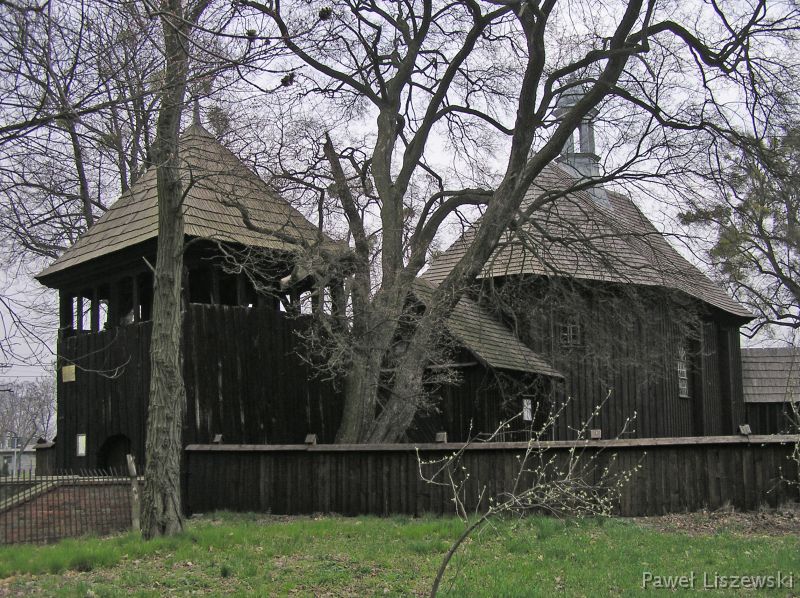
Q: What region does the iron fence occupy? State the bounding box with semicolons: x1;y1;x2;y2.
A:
0;469;133;544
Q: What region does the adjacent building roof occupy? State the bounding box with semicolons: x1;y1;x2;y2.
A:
741;348;800;403
37;124;328;283
412;280;562;378
424;164;752;319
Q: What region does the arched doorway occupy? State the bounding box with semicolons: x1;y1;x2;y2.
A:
96;434;131;473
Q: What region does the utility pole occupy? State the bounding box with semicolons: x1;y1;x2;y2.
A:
0;387;14;473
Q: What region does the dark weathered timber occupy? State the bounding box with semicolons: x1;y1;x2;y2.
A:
184;436;800;518
55;304;342;471
746;402;799;435
55;303;554;471
481;278;751;440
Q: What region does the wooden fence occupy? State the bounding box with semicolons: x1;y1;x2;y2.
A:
185;436;800;518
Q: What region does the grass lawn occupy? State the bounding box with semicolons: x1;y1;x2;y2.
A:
0;511;797;597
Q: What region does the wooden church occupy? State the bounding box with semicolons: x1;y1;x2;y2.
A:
36;125;564;471
423;109;755;440
35;125;346;470
37;107;764;471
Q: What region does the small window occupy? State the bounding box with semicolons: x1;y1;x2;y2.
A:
76;434;86;457
98;300;109;330
522;398;533;421
299;291;314;315
677;346;690;398
559;316;582;347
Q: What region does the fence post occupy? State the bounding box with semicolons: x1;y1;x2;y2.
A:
126;454;141;533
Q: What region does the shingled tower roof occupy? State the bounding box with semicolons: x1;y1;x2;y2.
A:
424;164;753;320
37;124;328;285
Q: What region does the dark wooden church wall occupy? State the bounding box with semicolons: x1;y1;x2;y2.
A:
408;365;495;442
56;322;151;471
183;304;341;446
408;364;552;443
56;305;342;471
746;402;799;434
516;289;695;440
699;320;723;436
719;324;746;432
630;301;692;439
745;403;800;434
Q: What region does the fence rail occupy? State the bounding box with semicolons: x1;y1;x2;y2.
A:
185;435;800;518
0;470;133;544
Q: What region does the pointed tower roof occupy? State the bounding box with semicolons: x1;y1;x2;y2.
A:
37;125;328;285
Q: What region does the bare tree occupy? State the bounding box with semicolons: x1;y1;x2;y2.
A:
231;0;800;442
681;125;800;339
140;0;212;539
0;0;163;365
140;0;278;538
0;378;55;472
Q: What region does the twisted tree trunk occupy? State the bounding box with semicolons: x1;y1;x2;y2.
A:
141;0;207;539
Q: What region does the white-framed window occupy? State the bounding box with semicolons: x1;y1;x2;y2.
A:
76;433;86;457
522;398;533;422
559;316;582;347
677;345;690;398
299;291;314;315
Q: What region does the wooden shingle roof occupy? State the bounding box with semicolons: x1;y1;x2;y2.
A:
412;280;562;377
37;125;328;283
424;164;752;319
741;348;800;403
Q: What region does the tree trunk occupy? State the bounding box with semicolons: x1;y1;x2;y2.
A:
336;295;399;442
336;352;381;443
141;146;186;537
365;371;422;443
365;302;438;443
141;0;203;539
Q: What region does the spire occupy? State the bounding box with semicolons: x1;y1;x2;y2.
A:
183;97;213;139
192;97;201;127
554;81;610;209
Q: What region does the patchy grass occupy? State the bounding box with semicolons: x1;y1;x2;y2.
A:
0;511;797;596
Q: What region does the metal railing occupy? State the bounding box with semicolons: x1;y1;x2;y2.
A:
0;469;133;544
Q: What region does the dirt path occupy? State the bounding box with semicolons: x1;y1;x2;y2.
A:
631;503;800;536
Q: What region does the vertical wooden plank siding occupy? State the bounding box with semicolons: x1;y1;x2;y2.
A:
55;305;343;471
184;437;799;518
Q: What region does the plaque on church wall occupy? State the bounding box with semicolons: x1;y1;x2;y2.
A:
62;364;76;383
